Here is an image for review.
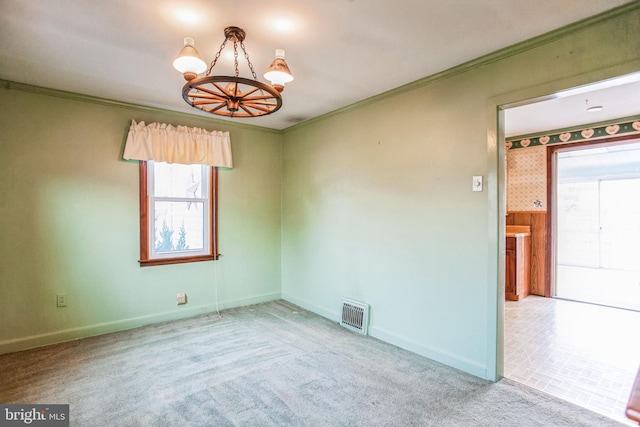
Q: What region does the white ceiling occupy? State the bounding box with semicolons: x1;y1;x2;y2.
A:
0;0;636;132
504;76;640;138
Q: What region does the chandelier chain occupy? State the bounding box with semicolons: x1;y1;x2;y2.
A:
206;39;228;76
233;41;239;78
240;41;259;81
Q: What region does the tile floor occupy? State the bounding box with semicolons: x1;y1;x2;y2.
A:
504;295;640;426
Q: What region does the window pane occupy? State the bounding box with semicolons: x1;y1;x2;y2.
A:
154;201;205;253
557;181;599;267
153;162;204;198
139;161;217;266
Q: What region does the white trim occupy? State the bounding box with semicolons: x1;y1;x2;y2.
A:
282;294;487;378
148;161;211;259
0;292;281;355
369;326;487;379
281;293;341;322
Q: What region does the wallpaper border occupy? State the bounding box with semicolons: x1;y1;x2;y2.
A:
506;117;640;150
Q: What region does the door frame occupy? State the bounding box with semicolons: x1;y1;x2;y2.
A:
489;67;640;382
545;134;640;297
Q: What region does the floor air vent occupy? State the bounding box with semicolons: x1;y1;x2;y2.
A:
340;298;369;335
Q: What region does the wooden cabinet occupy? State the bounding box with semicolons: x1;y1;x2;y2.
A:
505;226;531;301
506;212;546;296
505;237;518;299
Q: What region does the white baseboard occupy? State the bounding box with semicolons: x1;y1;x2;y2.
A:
3;291;487;379
369;326;487;379
281;293;341;323
282;293;487;379
0;292;281;355
216;292;282;311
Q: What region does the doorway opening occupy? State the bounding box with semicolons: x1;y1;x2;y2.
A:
501;73;640;425
552;139;640;311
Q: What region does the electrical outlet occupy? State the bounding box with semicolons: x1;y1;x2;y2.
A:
176;293;187;305
56;294;67;307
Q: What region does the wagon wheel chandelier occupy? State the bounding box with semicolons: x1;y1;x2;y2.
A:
173;26;293;118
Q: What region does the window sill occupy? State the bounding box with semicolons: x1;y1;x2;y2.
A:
139;254;218;267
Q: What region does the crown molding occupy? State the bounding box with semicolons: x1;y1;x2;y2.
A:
283;2;639;134
0;79;282;135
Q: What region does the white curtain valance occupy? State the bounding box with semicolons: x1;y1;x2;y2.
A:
123;120;233;168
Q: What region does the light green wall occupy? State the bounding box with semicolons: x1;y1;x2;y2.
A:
280;5;640;379
1;4;638;381
0;84;283;353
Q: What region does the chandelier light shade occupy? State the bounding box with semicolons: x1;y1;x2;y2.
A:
264;49;294;93
173;26;293;118
173;37;207;81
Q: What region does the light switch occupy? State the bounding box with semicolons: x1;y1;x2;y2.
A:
472;176;483;192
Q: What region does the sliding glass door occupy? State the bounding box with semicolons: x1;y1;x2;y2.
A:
555;141;640;311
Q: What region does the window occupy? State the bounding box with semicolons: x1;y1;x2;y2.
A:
138;161;218;266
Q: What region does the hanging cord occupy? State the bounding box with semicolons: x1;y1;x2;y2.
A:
213;255;222;318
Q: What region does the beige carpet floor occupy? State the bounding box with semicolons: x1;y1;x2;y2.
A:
0;300;628;426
